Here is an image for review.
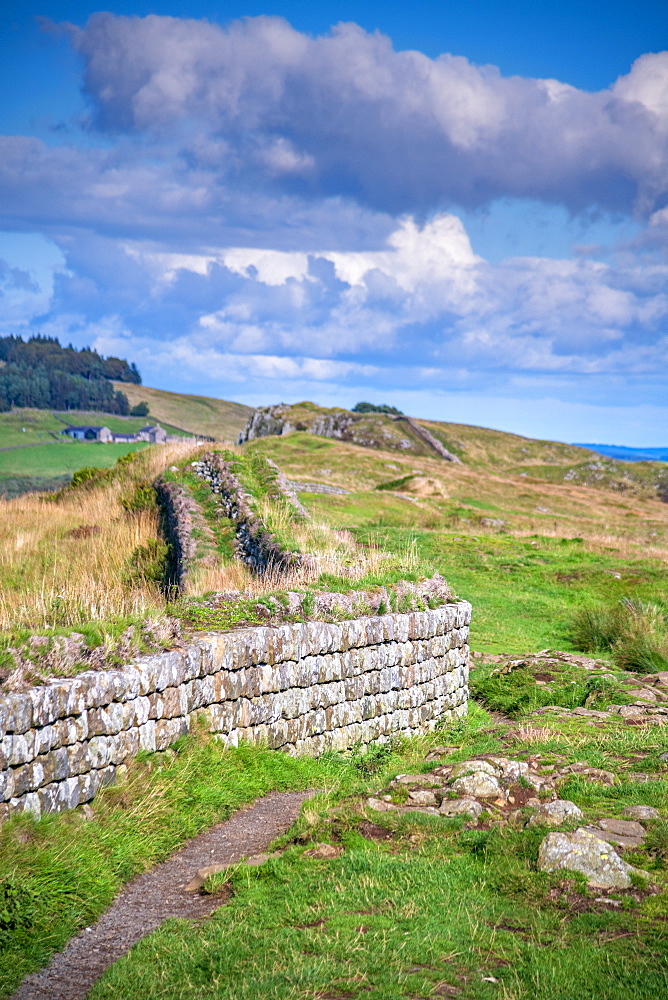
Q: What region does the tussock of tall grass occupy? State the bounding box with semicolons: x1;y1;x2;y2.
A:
188;518;422;598
569;598;668;672
0;443;197;631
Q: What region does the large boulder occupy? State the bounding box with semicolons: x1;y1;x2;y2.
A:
538;829;646;888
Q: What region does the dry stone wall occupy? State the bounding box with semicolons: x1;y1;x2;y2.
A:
0;601;471;822
190;453;306;575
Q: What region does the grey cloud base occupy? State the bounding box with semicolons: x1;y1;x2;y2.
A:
70;15;668;215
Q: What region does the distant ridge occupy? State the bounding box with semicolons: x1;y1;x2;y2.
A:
575;443;668;463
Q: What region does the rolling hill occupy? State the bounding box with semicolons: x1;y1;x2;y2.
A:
239;401;668;504
113;383;252;441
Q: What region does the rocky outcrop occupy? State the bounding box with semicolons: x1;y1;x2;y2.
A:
238;404;461;462
393;416;461;463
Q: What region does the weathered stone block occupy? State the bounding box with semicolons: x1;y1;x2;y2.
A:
138;720;156;752
5;693;33;734
155;716;189;751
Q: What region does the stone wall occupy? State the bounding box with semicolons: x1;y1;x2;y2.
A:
191;453;306;575
154;478;214;591
0;601;471;821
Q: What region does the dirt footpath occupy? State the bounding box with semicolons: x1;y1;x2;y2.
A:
12;790;316;1000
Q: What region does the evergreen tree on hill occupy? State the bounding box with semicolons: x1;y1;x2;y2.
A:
0;335;140;414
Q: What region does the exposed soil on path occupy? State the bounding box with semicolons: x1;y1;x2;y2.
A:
12;789;317;1000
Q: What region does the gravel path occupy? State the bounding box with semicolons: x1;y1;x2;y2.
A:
12;789;316;1000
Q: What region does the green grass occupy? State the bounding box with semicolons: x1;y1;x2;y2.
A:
0;408;186;449
470;658;631;718
89;841;668;1000
568;600;668;672
0;440;149;478
81;711;668;1000
351;528;668;654
0;731;354;998
4;706;668;1000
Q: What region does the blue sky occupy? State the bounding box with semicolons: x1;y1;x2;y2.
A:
1;1;667;443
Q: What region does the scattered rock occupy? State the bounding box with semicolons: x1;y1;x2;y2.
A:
529;800;583;826
185;864;228;893
185;850;281;891
392;773;444;786
449;760;499;778
571;708;611;719
596;817;646;839
243;852;280;866
450;772;504;799
407;789;441;807
559;764;616;785
484;757;530;782
81;804;95;822
623;805;660;820
610;705;647;718
625;688;658;702
303;843;343;859
425;746;459;760
439;798;484;818
366;797;398;812
580;827;645;851
538;829;646;888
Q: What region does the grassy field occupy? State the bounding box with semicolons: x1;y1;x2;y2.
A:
242;432;668;653
1;398;668;999
0;408;187;450
113;383;252;441
0;440;150;478
2;709;667;1000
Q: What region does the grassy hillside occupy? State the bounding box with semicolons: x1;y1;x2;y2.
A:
2;418;668;999
0;408;188;449
114;382;252;441
242;401;668;503
0;408;191;495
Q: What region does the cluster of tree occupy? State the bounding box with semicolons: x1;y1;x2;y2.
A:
352;401;404;416
0;336;141;383
0;336;142;414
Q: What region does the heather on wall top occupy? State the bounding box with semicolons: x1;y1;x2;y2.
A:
178;573;456;632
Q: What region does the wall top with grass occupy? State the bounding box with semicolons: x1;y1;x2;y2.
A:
0;578;471;822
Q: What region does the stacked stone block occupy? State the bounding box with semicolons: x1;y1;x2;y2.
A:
0;601;471;821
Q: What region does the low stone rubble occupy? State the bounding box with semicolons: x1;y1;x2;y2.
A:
473;648;668;727
366;748;663;889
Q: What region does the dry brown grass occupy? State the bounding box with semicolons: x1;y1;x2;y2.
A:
0;443;198;630
244;433;668;558
187;515;419;597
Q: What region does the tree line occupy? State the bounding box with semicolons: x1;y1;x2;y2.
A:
0;336;141;414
